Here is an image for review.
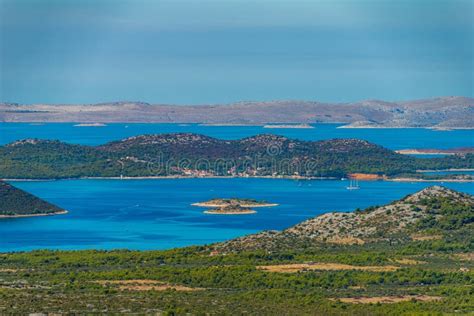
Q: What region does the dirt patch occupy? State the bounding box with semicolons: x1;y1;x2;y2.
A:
393;258;426;265
95;280;203;292
0;269;20;273
348;173;384;180
454;252;474;261
257;263;399;273
333;295;443;304
327;236;365;245
411;234;442;241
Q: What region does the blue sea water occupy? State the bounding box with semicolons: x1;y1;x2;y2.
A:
1;178;473;252
0;123;473;252
1;123;473;150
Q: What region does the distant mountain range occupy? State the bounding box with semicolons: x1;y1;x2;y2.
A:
1;96;473;128
1;133;472;179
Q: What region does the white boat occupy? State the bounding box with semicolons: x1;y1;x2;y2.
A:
346;179;360;190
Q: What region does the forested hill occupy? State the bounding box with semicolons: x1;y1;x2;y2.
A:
0;181;65;216
0;134;473;179
215;186;474;253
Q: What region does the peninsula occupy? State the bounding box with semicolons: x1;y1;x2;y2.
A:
0;180;67;218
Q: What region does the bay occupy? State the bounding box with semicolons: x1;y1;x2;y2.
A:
1;178;473;252
1;123;473;252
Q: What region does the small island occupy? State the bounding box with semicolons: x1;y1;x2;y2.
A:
263;124;314;129
193;198;277;215
0;180;67;218
73;123;107;127
192;198;278;208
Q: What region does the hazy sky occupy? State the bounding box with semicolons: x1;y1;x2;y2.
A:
0;0;472;104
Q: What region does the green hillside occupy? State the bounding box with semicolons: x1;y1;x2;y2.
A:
0;181;64;216
0;134;472;179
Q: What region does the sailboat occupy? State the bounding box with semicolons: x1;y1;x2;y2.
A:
346;178;360;190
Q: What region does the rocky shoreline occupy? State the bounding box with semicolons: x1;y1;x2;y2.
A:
0;210;68;219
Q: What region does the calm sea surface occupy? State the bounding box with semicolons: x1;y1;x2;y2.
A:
1;123;473;252
1;123;473;149
2;178;473;252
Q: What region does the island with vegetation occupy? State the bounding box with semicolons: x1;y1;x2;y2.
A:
0;134;473;180
0;180;67;218
193;198;278;208
0;186;472;314
194;198;276;215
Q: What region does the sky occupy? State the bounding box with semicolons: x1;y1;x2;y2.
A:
0;0;472;104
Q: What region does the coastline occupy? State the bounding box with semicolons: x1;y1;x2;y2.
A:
416;168;474;172
0;210;68;219
198;123;263;127
3;175;473;183
337;125;474;130
387;178;474;183
396;150;455;155
3;175;338;181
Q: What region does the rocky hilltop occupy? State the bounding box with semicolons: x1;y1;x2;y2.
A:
1;96;472;128
215;186;474;252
